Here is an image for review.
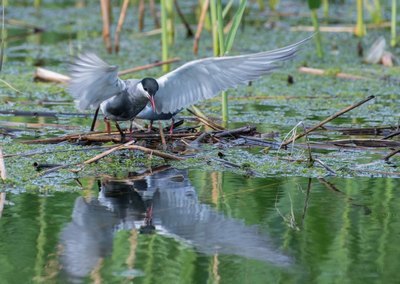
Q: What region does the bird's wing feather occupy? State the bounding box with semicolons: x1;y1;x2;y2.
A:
155;36;311;114
68;53;127;110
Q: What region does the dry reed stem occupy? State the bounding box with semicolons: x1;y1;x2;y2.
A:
291;22;391;33
114;0;130;53
138;0;145;32
281;95;375;147
84;140;135;165
299;67;369;80
158;121;167;148
193;0;209;55
123;145;184;160
149;0;160;28
187;108;224;130
174;0;194;37
383;148;400;161
100;0;112;53
327;139;400;148
34;68;70;83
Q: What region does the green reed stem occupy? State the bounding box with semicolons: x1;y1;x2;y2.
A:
209;0;219;56
216;0;225;55
269;0;280;11
165;0;174;45
355;0;366;37
391;0;397;46
161;0;169;72
310;9;324;58
322;0;329;18
216;0;228;122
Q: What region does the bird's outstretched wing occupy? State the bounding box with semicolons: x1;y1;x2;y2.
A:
155;35;312;114
69;53;126;110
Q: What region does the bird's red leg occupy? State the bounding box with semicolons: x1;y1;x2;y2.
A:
169;117;175;135
104;117;111;134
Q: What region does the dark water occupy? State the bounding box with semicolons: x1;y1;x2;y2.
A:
1;169;399;283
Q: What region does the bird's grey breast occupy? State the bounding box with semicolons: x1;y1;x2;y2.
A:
101;80;148;121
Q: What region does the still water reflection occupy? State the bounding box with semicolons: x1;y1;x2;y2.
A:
60;168;290;282
0;170;400;283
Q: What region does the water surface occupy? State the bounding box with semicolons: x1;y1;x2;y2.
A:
1;169;399;283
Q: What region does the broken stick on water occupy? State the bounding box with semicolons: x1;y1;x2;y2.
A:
281;95;375;147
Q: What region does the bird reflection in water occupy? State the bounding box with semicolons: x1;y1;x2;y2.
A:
60;167;291;282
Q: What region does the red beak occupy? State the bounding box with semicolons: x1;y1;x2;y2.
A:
149;96;156;112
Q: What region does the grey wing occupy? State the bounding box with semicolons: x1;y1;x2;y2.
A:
155;35;312;114
68;53;127;110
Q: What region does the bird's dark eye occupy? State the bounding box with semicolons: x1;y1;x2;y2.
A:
144;88;148;91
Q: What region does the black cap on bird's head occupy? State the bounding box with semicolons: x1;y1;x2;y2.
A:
141;78;159;112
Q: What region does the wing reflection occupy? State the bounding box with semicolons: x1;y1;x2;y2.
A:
60;168;291;281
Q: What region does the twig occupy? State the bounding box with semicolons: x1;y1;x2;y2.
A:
23;131;202;144
299;67;369;80
0;78;23;93
193;0;209;55
187;108;224;130
327;139;400;148
383;148;400;161
281;95;375;147
314;158;336;175
214;126;256;138
39;142;183;176
39;163;78;176
383;130;400;140
33;162;62;171
123;145;184;160
191;132;210;144
84;140;135;165
279;121;303;154
158;121;167;149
